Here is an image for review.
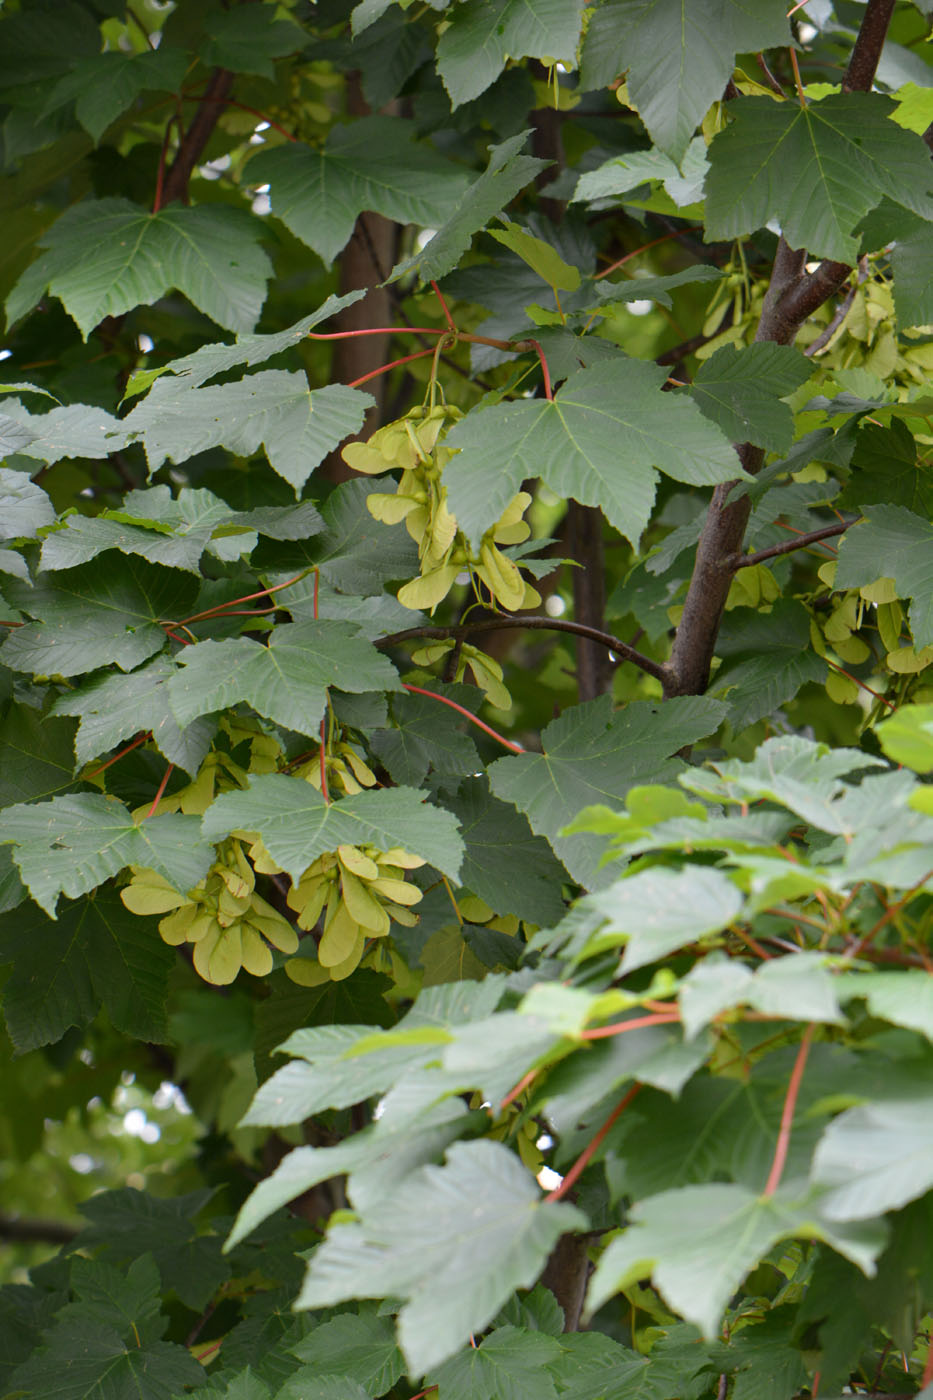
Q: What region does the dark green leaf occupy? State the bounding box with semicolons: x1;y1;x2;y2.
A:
436;0;585;107
249;117;471;263
371;688;480;787
706;94;933;261
689;344;812;454
0;556;197;678
0;888;175;1052
835;504;933;647
288;1310;404;1396
428;1324;563;1400
7;199;273;337
488;695;727;886
202;5;304;76
41;48;189;143
445;362;740;550
712;602;827;732
0;699;79;805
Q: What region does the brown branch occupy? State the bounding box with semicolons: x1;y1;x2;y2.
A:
374;615;669;686
567;502;614;700
664;0;897;697
729;518;855;570
0;1213;79;1244
804;258;869;357
160;67;234;207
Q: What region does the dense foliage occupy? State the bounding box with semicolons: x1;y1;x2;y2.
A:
4;0;933;1396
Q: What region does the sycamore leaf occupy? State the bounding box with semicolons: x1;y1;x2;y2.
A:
0;401;129;466
587;1183;885;1339
577;0;790;161
436;0;586;107
0;888;176;1052
0;795;213;916
132;292;366;390
288;1310;405;1396
227;1100;468;1249
371;688;481;787
38;485;319;574
201;4;304;77
584;866;743;972
166;622;401;737
705;93;933;262
202;778;464;881
489;695;727;887
50;656;215;776
834;505;933;648
7;198;273;337
125;371;371;494
40;47;189;143
836;969;933;1042
427;1325;564;1400
712;601;827;732
812;1095;933;1220
0;467;54;539
388;132;549;285
444;361;740;550
0;700;79;807
0;556;197;678
7;1327;205;1400
573;140;711;211
295;1139;587;1373
689;344;812;454
678;735;879;835
249;116;471;263
588;264;722;310
446;776;570;926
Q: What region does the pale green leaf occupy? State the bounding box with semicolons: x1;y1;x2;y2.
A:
249;117;471;263
488;221;581;292
445;362;740;550
0;401;129;466
227;1100;467;1249
7;198;273;337
295;1139;587;1373
0;794;213;916
436;0;585;106
573;139;710;210
50;656;215;776
585;866;743;972
125;371;371;494
705;93;933;262
836;970;933;1042
201;778;464;881
587;1183;886;1338
812;1094;933;1219
0;467;54;541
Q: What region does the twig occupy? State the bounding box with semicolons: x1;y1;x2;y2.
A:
762;1025;815;1196
161;67;234;206
375;616;669;686
729;519;855;570
545;1086;641;1202
804;258;870;357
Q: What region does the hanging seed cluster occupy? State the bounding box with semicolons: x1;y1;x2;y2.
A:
342;403;541;614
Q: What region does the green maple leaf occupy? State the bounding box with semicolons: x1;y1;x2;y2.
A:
444;362;740;550
705;93;933;262
0;555;197;677
202;778;464;881
125;370;370;493
578;0;790;160
835;505;933;647
0;888;176;1052
295;1139;587;1373
7;198;273;337
488;695;727;886
167;621;401;737
249;116;471;263
436;0;586;107
689;344;812;454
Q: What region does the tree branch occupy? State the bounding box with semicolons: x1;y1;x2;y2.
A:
374;615;669;686
161;67;234;206
664;0;897;697
729;518;855;570
0;1213;79;1244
